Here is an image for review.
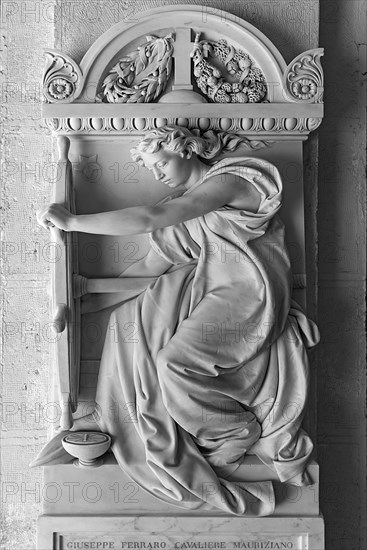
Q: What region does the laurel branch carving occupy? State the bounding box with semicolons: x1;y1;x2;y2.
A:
97;34;174;103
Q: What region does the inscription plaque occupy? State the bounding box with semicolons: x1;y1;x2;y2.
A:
59;533;307;550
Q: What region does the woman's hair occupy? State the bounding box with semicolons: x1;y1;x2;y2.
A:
130;125;270;165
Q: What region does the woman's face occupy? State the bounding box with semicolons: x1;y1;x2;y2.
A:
139;148;193;189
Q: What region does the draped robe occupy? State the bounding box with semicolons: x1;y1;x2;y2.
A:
32;156;319;517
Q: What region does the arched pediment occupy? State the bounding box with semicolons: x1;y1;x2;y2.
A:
72;5;288;103
42;4;323;137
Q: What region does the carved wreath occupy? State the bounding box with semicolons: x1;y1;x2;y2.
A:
190;35;267;103
97;34;174;103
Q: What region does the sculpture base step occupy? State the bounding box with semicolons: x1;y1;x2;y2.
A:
37;514;325;550
42;454;319;517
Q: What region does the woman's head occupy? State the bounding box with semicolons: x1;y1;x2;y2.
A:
130;125;270;170
130;126;213;189
130;125;207;165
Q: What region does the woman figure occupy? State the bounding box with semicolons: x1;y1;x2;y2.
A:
36;126;318;516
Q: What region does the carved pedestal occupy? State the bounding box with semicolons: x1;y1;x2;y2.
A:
38;455;324;549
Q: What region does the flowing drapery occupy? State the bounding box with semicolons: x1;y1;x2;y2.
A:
32;157;319;516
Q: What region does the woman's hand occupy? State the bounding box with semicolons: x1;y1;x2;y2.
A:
36;204;74;231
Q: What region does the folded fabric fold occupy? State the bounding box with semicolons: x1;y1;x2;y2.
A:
33;157;318;517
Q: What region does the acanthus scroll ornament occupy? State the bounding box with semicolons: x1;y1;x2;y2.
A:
97;34;174;103
190;34;267;103
284;48;324;103
43;50;82;103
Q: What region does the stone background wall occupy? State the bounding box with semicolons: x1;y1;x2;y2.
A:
1;1;365;549
1;1;56;548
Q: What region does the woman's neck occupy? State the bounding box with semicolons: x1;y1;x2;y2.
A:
184;157;211;190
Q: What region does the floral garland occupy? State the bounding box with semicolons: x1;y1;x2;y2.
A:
191;35;267;103
98;34;174;103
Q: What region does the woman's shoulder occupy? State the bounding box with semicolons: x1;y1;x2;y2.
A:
202;156;282;217
203;171;261;214
207;156;280;177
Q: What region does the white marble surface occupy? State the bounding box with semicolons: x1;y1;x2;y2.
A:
42;455;319;517
37;514;324;550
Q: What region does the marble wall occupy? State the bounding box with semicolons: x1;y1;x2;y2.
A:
1;1;55;548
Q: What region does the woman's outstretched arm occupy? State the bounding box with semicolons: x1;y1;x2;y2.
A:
36;173;258;235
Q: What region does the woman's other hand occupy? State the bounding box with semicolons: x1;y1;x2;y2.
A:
36;204;75;231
